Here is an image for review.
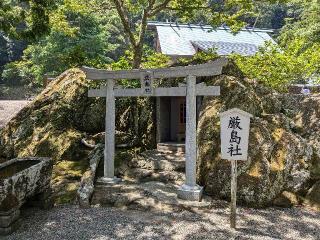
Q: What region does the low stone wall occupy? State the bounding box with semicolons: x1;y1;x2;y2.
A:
77;145;103;208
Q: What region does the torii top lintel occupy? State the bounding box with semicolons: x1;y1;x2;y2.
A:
81;58;228;80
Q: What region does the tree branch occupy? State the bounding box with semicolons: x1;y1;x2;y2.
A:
112;0;136;47
165;6;208;11
149;0;171;17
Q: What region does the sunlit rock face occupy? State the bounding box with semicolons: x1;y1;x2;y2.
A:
197;72;318;207
0;69;97;160
0;69;155;161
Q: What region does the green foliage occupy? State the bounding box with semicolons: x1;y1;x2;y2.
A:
228;0;320;92
1;61;34;86
111;49;170;70
2;0;125;85
111;49;170;88
177;49;219;66
2;0;319;88
0;0;54;41
279;0;320;51
240;2;291;30
233;41;320;91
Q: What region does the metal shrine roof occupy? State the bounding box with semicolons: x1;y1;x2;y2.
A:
192;41;259;56
148;22;275;57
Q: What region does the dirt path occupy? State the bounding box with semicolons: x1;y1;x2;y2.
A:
3;205;320;240
0;101;30;129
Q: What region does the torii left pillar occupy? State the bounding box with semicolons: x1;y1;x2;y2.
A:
177;75;203;201
97;79;121;184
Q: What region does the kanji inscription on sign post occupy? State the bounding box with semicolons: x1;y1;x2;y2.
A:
220;108;253;229
220;109;252;161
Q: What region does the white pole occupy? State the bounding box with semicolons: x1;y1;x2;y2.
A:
185;75;197;187
104;79;115;178
230;160;237;228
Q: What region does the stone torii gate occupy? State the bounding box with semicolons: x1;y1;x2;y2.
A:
82;58;228;201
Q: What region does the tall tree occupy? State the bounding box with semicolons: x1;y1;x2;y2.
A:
110;0;289;68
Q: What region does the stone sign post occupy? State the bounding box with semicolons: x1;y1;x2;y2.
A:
220;108;253;228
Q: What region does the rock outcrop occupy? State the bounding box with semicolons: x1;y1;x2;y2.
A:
0;68;155;161
197;73;318;207
0;69;97;160
304;180;320;210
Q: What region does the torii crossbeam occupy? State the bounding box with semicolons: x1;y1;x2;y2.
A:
82;58;228;201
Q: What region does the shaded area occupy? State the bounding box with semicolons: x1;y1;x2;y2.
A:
3;205;320;240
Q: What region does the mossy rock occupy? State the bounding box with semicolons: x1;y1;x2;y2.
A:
273;191;301;208
197;74;313;207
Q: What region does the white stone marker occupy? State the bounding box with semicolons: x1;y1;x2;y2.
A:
220;108;253;228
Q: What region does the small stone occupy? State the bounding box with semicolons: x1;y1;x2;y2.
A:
273;191;300;208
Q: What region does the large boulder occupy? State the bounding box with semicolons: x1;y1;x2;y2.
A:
0;69;155;161
0;69;103;160
197;74;315;207
282;94;320;181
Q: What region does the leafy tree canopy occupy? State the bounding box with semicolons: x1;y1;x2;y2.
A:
233;41;320;91
2;0;125;85
279;0;320;48
233;0;320;91
0;0;55;41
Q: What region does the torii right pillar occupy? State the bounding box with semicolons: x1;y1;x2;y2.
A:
177;75;203;201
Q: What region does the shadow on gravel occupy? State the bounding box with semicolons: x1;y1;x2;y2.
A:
237;207;320;239
3;206;320;240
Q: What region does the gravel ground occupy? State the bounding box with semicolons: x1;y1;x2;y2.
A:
3;205;320;240
0;100;30;128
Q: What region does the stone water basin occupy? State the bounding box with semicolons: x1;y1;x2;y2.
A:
0;157;53;235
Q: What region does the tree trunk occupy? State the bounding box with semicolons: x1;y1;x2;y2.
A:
132;9;148;69
132;45;143;69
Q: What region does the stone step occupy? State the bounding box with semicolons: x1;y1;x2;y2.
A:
157;142;185;154
142;150;185;161
123;168;185;185
91;181;212;212
129;154;185;172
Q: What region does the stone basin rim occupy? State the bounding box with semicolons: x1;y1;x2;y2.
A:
0;157;51;169
0;157;52;181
